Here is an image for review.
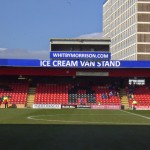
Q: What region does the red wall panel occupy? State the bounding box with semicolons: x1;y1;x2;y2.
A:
0;67;150;77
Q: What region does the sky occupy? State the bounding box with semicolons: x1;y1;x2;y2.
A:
0;0;105;59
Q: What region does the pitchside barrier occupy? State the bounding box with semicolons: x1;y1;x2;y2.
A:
135;106;150;110
1;104;149;110
91;105;121;110
32;104;121;110
33;104;61;109
0;104;25;108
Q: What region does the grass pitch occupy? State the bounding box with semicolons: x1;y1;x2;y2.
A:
0;109;150;150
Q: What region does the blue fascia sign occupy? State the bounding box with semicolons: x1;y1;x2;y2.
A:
50;51;111;60
0;59;150;68
40;60;120;68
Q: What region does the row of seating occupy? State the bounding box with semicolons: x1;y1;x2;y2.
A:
0;83;28;104
34;84;69;104
93;86;121;105
1;82;150;106
0;83;121;105
34;84;121;105
127;85;150;107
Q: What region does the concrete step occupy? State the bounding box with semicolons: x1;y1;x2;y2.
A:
28;92;35;94
121;96;128;98
26;103;33;108
27;102;34;104
27;97;34;100
27;100;34;103
121;100;128;102
27;87;36;106
27;96;34;98
121;102;129;104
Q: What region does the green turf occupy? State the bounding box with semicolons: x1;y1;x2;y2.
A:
0;109;150;150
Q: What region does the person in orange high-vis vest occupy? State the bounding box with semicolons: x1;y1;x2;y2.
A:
3;96;9;108
132;99;137;110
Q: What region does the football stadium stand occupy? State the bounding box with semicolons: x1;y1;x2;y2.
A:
128;85;150;108
0;78;150;110
0;82;28;108
34;84;68;104
1;38;150;110
33;83;121;106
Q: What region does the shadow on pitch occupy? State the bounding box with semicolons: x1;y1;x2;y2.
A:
0;124;150;150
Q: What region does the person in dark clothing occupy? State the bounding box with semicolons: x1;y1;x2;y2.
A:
0;97;2;106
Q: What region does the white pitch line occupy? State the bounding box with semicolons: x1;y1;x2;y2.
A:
27;114;150;125
120;110;150;120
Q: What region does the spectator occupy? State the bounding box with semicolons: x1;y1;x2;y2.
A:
101;93;105;99
109;91;113;97
80;98;83;105
131;94;134;99
127;93;132;99
116;91;119;97
132;99;137;110
105;93;109;99
0;97;2;106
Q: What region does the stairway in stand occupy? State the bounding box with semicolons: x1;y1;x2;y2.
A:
26;87;36;108
119;88;129;110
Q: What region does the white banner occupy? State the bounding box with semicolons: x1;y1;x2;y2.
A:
33;104;61;109
135;106;150;110
61;105;76;109
91;105;120;110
